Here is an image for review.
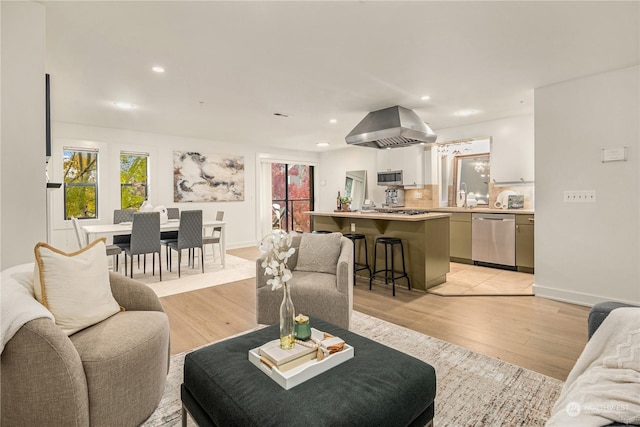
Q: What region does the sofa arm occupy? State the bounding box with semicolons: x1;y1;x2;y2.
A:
588;301;639;339
1;318;89;426
109;272;165;313
336;237;354;295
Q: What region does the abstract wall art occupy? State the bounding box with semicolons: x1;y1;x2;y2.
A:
173;151;245;202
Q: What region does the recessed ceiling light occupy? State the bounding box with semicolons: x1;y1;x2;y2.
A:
421;95;431;101
316;142;330;147
273;112;290;118
113;101;136;109
454;109;478;117
329;119;337;124
152;66;165;73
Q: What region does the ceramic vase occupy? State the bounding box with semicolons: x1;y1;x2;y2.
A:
279;283;295;349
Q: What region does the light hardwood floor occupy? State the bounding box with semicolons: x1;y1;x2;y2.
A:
160;246;590;381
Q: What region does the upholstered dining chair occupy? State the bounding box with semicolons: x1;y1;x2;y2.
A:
71;217;122;272
160;207;180;241
112;209;135;249
124;212;162;281
203;210;224;262
166;207;180;220
164;210;204;277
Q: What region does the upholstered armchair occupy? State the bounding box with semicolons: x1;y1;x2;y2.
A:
256;233;353;330
1;272;170;427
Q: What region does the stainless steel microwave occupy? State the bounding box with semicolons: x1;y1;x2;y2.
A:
377;170;403;186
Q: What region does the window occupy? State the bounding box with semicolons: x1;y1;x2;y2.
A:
63;148;98;219
271;163;314;232
120;152;149;210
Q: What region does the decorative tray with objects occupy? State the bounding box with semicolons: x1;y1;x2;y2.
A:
248;328;354;390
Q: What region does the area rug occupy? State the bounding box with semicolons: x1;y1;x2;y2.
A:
132;254;256;297
142;311;562;427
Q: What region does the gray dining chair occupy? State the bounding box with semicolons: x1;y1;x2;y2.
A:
114;208;139;267
71;217;122;272
164;210;204;278
203;211;224;262
167;208;180;220
113;209;135;248
124;212;162;281
160;207;180;253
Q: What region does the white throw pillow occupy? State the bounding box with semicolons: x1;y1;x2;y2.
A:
295;232;342;274
33;239;121;336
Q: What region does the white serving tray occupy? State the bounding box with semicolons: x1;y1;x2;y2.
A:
248;334;354;390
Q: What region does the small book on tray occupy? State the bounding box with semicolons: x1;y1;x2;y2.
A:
259;340;316;367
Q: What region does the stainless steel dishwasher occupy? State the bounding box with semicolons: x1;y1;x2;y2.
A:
471;213;516;267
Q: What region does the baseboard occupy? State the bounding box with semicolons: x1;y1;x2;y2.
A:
533;284;640;307
227;240;260;250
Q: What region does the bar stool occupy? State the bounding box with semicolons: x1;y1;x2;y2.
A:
343;233;371;286
370;237;411;296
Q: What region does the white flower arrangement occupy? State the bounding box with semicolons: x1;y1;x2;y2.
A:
259;229;297;290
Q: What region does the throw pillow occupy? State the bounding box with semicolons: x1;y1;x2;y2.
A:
295;232;342;274
33;239;121;336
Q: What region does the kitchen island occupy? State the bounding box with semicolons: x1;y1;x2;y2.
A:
307;210;451;291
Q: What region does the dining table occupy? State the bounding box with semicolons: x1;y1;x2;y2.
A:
82;219;227;267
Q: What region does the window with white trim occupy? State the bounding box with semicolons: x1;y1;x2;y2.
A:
120;151;149;210
63;148;98;219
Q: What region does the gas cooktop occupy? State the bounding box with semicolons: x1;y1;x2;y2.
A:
375;209;430;215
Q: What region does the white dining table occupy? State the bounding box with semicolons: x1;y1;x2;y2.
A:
82;219;227;267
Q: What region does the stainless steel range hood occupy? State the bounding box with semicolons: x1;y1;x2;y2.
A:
345;105;437;149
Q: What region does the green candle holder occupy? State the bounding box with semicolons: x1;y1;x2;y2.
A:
294;320;311;341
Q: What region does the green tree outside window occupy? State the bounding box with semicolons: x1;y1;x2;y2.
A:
120;153;148;210
63;149;98;219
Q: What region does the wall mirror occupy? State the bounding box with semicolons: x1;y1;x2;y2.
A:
345;170;367;210
436;137;491;207
453;153;490;205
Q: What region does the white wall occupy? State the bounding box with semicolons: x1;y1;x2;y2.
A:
317;147;380;210
534;65;640;305
49;122;319;251
1;2;47;269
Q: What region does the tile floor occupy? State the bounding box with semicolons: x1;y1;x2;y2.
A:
427;262;534;296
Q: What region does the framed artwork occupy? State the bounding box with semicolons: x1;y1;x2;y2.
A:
173;151;245;202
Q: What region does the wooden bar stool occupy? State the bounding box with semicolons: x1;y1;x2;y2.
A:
370;237;410;296
343;233;371;285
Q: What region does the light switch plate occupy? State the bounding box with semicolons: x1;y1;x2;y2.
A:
564;190;596;203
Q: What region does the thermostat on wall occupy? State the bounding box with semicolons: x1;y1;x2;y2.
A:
601;147;628;163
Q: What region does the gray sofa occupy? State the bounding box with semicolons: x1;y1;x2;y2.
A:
1;272;170;427
256;233;353;330
588;301;640;427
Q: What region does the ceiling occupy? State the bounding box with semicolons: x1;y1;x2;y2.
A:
44;1;639;152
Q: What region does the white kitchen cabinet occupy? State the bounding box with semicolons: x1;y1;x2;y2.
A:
490;117;535;184
376;145;425;187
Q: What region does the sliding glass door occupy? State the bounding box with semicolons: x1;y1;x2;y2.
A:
271;163;314;232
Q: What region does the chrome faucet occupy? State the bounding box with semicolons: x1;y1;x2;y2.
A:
460;182;468;208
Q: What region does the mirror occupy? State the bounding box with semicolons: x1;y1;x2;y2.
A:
453;153;490;206
435;137;491;207
345;170;367;210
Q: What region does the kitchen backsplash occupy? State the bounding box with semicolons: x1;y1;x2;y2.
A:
404;183;534;210
404;185;439;209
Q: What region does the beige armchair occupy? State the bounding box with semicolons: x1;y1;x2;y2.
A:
1;273;170;427
256;233;353;330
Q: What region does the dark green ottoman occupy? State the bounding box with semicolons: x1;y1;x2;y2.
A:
181;317;436;427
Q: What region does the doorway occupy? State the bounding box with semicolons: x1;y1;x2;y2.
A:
270;163;314;233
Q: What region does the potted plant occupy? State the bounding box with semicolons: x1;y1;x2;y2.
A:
338;196;351;211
